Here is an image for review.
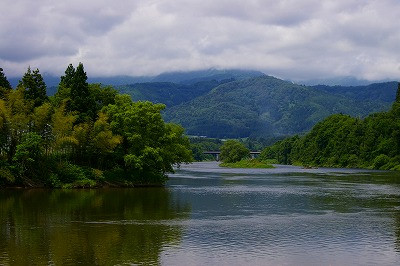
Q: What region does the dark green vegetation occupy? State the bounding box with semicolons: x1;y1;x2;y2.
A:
189;137;222;161
0;65;192;188
313;82;398;103
163;76;397;138
220;140;250;163
261;83;400;170
117;80;231;107
218;139;273;168
220;159;274;168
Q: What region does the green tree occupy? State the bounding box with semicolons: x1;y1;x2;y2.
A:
0;68;12;99
105;95;192;183
89;83;117;112
18;67;48;107
219;140;250;163
69;63;96;121
0;68;11;90
60;64;75;88
13;132;43;183
396;82;400;103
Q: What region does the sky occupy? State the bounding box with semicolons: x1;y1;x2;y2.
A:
1;0;400;81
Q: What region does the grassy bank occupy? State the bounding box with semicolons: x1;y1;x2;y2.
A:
219;159;275;168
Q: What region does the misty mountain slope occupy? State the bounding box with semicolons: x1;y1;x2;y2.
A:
163;76;391;138
151;69;265;84
313;82;398;102
116;79;233;107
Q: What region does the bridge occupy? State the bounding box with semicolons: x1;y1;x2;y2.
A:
203;151;261;161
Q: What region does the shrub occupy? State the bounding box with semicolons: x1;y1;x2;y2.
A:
373;154;390;169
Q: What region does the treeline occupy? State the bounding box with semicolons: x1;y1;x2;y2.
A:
260;83;400;170
0;65;192;188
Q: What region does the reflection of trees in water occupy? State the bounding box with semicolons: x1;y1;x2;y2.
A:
0;188;191;265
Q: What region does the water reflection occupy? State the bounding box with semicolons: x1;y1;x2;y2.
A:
0;188;190;265
2;164;400;265
167;163;400;265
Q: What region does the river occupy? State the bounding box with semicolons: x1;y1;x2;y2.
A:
1;162;400;265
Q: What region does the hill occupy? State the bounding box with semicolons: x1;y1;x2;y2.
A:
116;79;232;107
163;76;395;138
312;82;398;103
260;84;400;170
151;69;265;84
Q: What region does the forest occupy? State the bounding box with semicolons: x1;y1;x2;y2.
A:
260;83;400;170
0;65;192;188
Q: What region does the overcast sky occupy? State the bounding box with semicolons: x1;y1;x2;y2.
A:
1;0;400;81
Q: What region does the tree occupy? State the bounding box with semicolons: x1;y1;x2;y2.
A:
13;132;43;180
0;68;12;99
219;140;250;163
18;67;48;107
105;95;192;183
396;82;400;103
0;68;12;90
64;63;96;121
60;64;75;88
89;83;117;112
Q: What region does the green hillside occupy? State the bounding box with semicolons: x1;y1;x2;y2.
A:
260;84;400;170
313;82;398;102
117;79;230;107
163;76;393;138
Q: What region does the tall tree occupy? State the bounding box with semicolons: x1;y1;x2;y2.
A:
18;67;48;107
60;64;75;88
0;68;12;99
69;63;96;121
396;82;400;103
0;68;12;90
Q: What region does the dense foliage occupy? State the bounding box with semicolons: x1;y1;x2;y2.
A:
220;140;250;163
219;159;274;168
261;83;400;170
189;138;222;161
0;64;192;188
164;76;396;138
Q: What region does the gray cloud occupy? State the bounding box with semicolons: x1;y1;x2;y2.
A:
1;0;400;81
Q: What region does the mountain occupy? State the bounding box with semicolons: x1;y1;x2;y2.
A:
117;79;233;107
312;82;398;103
297;76;390;86
163;76;395;138
151;69;265;84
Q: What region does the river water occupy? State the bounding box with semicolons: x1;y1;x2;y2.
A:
1;162;400;265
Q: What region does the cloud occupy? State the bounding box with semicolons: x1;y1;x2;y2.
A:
1;0;400;81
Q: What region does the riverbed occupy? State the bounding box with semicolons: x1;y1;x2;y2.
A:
1;162;400;265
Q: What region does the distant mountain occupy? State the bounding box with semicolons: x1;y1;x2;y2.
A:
151;69;265;84
298;76;390;86
163;76;394;138
312;82;398;103
117;79;232;107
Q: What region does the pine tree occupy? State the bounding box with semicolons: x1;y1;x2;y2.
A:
60;64;75;88
0;68;12;99
18;67;48;107
69;63;96;121
31;68;47;106
396;82;400;103
0;68;12;90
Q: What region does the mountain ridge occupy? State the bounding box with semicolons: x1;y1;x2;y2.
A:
163;76;396;138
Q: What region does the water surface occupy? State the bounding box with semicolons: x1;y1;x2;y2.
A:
1;162;400;265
